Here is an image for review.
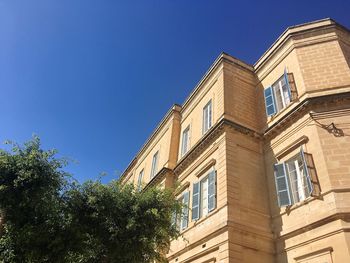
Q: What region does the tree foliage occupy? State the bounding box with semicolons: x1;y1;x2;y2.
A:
0;137;180;263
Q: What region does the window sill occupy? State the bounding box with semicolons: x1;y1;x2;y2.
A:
267;101;296;124
179;207;221;235
282;195;314;216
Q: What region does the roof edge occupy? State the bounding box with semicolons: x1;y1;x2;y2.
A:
119;104;181;180
181;52;253;111
254;18;348;71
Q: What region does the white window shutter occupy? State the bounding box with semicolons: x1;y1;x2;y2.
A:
208;170;216;212
192;182;200;221
284;68;292;101
181;191;189;230
300;147;314;195
264;86;277;116
274;163;292;207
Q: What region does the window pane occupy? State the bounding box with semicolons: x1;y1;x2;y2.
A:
181;192;189;230
201;178;209;217
150;151;159;179
274;85;283;112
137;170;144;191
192;182;200;221
286;162;300;203
181;127;189;156
271;75;292;113
208;171;216;212
203;100;212;133
281;80;291;106
286;153;312;203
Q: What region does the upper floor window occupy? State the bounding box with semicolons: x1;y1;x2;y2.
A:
137;169;144;192
150;151;159;179
192;169;216;221
181;126;190;157
171;191;190;231
274;147;316;207
202;100;212;134
179;191;190;230
264;70;297;117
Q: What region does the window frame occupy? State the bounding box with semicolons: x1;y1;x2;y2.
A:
273;148;314;207
271;75;291;112
179;191;189;230
192;168;216;221
264;69;293;117
137;169;144;192
202;100;212;134
181;125;191;157
150;151;159;179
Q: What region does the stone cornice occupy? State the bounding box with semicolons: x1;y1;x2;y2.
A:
264;92;350;139
174;118;261;175
119;157;137;183
277;212;350;242
254;18;346;72
119;104;181;181
142;167;173;191
181;53;253;113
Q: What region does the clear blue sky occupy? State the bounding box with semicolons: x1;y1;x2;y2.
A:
1;0;349;183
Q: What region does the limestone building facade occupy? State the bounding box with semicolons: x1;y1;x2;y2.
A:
119;18;350;263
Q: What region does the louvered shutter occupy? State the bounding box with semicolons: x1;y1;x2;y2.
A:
274;163;292;207
208;170;216;212
192;182;200;221
264;86;277;116
300;147;314;197
287;72;298;101
284;68;292;100
181;191;189;229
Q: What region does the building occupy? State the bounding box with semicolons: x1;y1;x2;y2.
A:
119;18;350;263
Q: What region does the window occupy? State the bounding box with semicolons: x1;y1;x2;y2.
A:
181;126;190;156
179;192;189;230
192;169;216;221
137;169;144;192
274;147;314;207
150;151;159;179
172;191;189;231
202;100;212;134
264;70;293;116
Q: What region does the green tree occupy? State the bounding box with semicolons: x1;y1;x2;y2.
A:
0;137;180;263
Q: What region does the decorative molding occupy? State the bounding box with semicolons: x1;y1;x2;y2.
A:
119;158;137;182
277;212;350;241
119;105;181;181
178;144;219;183
174;119;261;175
181;53;253;113
142;167;173;191
275;136;309;160
264;92;350;139
178;246;218;263
254;19;338;72
195;159;216;178
175;181;190;196
294;246;333;261
167;228;227;261
272;188;350;219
